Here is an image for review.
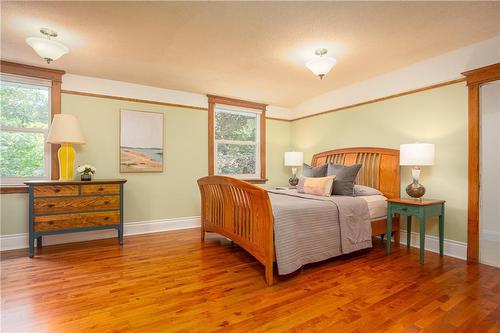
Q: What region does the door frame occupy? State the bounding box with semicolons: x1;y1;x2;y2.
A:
462;63;500;262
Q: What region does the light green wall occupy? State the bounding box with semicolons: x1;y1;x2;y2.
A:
1;84;468;242
292;82;468;242
0;194;28;235
0;93;291;235
265;120;292;188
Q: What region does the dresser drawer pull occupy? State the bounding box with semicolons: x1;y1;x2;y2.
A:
98;187;104;191
104;201;110;205
54;188;61;193
104;217;110;221
48;204;55;208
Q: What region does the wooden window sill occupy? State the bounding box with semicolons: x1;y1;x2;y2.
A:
0;185;29;194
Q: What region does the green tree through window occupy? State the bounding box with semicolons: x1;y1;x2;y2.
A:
0;77;50;181
214;108;260;177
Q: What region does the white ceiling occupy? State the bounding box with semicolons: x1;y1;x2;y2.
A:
1;1;500;107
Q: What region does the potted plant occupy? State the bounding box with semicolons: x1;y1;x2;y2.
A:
77;164;96;181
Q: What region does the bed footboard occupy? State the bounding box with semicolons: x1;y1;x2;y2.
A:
197;176;275;285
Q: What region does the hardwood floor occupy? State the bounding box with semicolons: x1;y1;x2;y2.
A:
1;228;499;333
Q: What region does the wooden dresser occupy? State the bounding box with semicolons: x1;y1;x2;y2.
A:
24;179;127;257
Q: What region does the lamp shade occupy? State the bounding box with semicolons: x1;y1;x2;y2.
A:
47;114;85;144
306;57;336;77
400;143;434;166
26;37;69;62
284;152;303;166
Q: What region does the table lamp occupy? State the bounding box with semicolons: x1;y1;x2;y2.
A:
47;114;86;180
400;143;434;198
284;152;303;186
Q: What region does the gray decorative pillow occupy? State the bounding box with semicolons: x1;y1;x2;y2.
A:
302;163;328;178
327;163;362;196
353;184;383;197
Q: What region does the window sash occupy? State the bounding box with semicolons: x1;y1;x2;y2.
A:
215;139;257;145
0;73;52;87
214;108;261;179
215;104;262;115
0;75;52;184
0;128;51;184
1;127;48;133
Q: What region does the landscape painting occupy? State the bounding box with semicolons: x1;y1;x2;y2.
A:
120;109;164;172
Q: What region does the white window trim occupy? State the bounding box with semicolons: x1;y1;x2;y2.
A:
1;73;52;87
214;105;261;179
0;76;52;185
216;104;263;115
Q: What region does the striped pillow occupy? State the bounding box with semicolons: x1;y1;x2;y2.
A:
297;175;336;197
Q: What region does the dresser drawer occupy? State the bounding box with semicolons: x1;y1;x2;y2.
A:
34;185;78;197
81;184;120;195
34;211;120;232
34;195;120;214
390;203;420;216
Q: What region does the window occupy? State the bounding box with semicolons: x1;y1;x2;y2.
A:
0;61;65;192
215;106;260;177
208;95;267;183
0;74;52;184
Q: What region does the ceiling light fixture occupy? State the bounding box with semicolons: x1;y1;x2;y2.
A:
306;48;336;80
26;28;69;64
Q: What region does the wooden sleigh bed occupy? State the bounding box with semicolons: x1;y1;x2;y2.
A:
197;147;400;285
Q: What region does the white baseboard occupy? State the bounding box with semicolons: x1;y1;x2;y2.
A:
0;216;200;251
1;219;468;261
397;230;467;260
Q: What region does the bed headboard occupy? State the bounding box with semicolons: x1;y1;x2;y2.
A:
311;147;400;199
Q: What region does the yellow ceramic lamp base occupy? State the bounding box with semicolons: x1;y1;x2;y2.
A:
58;143;75;180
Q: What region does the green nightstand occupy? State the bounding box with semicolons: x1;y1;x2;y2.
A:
386;198;445;264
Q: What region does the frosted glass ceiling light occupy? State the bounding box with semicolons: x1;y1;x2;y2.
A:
306;48;336;79
26;28;69;64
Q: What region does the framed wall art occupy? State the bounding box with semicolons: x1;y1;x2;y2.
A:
120;109;164;173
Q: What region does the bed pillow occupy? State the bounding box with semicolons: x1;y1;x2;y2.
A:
297;175;336;197
354;184;383;197
302;163;328;177
327;163;362;196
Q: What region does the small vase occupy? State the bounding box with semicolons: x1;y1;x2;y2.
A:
81;173;92;181
406;181;425;198
288;175;299;186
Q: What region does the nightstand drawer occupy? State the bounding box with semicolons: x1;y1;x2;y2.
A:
34;211;120;231
390;203;420;216
81;184;120;195
34;185;78;197
33;195;120;214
